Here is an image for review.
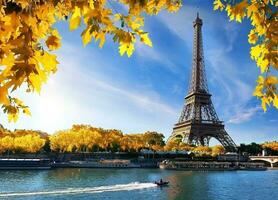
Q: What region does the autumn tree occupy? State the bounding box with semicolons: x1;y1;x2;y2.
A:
142;131;165;150
211;145;225;156
164;140;180;151
0;128;46;154
193;146;212;156
119;134;133;152
262;141;278;155
13;134;46;153
178;142;194;151
125;134;145;152
262;141;278;151
0;136;14;154
49;125;124;152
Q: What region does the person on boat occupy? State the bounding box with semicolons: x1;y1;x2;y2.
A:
160;179;163;184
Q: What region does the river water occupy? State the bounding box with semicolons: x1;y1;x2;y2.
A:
0;169;277;200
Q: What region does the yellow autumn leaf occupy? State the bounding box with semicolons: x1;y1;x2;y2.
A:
119;42;126;56
250;45;262;59
29;73;42;93
257;76;264;84
23;107;31;116
0;86;9;105
46;30;61;50
273;95;278;109
35;51;58;72
82;27;93;46
126;43;135;57
265;76;278;85
41;52;58;72
8;113;18;123
247;3;258;17
1;53;15;68
237;0;248;11
69;6;81;31
261;96;268;112
119;42;134;57
258;57;269;73
213;0;225;11
140;33;153;47
248;29;258;44
167;2;181;13
96;32;106;48
225;0;248;22
0;54;15;78
253;85;263;97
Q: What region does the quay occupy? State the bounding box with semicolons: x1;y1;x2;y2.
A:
158;160;266;171
0;158;51;170
52;159;157;168
0;152;277;170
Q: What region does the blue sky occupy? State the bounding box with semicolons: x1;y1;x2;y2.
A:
1;1;277;144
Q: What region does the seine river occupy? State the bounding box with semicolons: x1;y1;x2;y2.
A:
0;169;277;200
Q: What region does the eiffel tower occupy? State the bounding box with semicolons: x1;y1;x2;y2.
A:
168;14;237;152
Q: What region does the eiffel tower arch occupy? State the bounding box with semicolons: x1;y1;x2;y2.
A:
168;14;237;152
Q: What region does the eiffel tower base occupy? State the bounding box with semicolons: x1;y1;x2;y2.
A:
168;122;237;152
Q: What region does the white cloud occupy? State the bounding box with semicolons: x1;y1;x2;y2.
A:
224;22;240;52
228;106;262;124
1;41;177;135
206;47;255;123
135;42;178;73
156;6;227;47
68;66;176;116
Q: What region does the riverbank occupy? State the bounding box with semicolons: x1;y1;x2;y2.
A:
0;152;276;170
0;157;273;171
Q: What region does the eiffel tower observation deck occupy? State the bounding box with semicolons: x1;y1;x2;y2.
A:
168;14;237;152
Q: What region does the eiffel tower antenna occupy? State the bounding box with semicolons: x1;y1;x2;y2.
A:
168;13;237;152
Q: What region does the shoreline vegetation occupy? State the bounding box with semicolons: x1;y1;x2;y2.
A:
1;124;277;156
0;124;277;170
0;125;278;171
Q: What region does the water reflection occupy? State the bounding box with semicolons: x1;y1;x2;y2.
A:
0;169;277;200
165;171;208;200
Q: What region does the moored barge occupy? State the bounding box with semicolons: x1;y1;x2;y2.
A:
0;158;51;170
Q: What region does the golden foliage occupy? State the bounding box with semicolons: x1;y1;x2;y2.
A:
214;0;278;111
164;140;226;156
164;140;193;151
0;0;182;121
49;125;165;153
211;145;225;157
262;141;278;151
0;128;46;153
1;124;277;156
193;146;212;156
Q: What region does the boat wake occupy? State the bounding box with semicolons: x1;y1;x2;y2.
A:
0;182;157;197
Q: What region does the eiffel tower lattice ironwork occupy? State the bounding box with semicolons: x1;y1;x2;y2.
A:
168;14;237;152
